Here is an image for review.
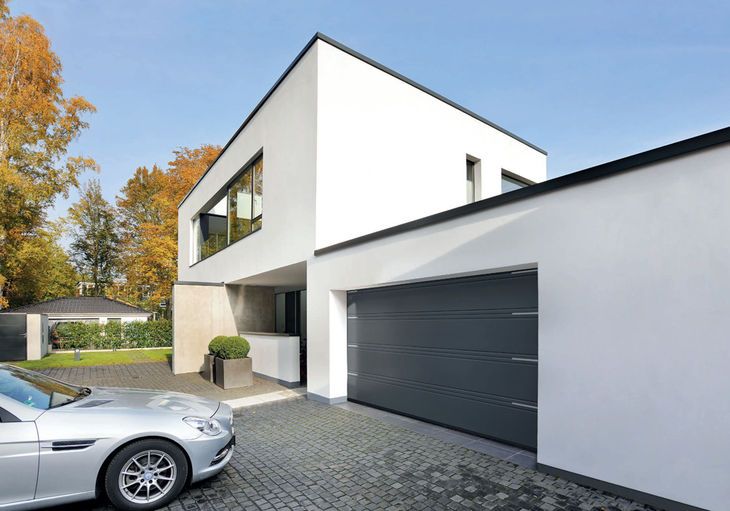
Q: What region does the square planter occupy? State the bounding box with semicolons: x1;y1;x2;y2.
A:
214;357;253;389
202;354;215;383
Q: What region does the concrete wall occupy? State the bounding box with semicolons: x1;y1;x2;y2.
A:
172;283;238;374
177;43;318;285
306;143;730;511
315;39;546;249
25;314;48;361
226;285;275;332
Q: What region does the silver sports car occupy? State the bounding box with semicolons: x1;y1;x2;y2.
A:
0;363;235;510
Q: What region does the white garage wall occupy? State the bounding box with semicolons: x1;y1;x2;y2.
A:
306;143;730;511
315;39;546;249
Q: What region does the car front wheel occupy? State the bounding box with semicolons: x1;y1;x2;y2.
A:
105;439;188;510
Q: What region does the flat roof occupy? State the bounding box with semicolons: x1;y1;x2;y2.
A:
314;125;730;256
178;32;546;209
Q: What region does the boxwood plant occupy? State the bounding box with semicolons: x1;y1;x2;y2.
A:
208;336;250;360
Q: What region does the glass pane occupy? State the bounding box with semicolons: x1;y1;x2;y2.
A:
228;169;252;243
501;175;528;193
253;158;263;220
466;161;475;203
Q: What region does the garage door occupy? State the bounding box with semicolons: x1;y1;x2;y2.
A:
0;314;27;362
347;270;538;449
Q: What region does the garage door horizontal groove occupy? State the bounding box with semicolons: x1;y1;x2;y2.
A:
349;371;537;410
349;271;535;294
348;344;536;362
350;311;537;320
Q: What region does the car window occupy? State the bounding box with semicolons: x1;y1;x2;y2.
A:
0;365;83;410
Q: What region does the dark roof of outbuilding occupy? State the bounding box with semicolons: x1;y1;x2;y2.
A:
2;297;151;315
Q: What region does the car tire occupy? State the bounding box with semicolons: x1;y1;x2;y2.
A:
104;438;188;511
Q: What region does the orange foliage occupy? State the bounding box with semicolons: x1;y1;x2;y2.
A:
117;146;220;312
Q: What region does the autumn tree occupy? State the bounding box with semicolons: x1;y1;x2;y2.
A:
4;223;78;304
0;0;96;307
68;180;120;295
116;145;219;312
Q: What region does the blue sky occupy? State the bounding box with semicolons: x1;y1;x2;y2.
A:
16;0;730;220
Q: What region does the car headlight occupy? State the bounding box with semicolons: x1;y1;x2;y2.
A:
183;416;223;436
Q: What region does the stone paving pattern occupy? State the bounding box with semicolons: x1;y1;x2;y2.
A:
63;397;654;511
41;362;288;400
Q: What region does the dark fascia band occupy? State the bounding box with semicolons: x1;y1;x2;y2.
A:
537;463;708;511
314;125;730;257
177;32;546;209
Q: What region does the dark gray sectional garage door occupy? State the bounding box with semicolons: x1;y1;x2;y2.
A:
347;270;538;450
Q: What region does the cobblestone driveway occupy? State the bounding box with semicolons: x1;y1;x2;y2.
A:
74;398;651;511
41;362;289;400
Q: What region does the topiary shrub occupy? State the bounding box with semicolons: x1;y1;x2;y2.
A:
208;335;228;356
210;336;250;360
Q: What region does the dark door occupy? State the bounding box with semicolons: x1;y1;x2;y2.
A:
0;314;27;361
347;270;538;449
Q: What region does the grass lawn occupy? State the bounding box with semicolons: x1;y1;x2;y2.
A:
6;348;172;370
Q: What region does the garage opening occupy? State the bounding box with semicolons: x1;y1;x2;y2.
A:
347;269;538;450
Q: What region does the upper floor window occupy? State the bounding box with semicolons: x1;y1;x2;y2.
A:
228;157;262;243
466;158;480;203
501;169;532;193
192;155;263;264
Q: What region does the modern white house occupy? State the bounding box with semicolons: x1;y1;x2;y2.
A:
173;33;730;511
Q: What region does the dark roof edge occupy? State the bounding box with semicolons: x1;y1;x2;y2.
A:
178;32;546;209
314;125;730;257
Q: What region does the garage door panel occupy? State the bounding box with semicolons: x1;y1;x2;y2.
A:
348;273;537;316
348;317;537;356
348;349;537;403
347;271;538;449
347;374;537;449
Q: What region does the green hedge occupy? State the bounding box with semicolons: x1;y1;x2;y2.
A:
54;320;172;350
208;336;250;359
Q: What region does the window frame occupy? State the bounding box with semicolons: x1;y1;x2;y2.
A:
501;169;534;193
190;150;263;266
466;156;481;204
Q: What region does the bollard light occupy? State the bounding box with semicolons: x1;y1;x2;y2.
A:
74;348;81;361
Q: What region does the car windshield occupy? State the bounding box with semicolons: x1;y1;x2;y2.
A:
0;365;88;410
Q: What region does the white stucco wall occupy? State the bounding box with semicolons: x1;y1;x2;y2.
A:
178;38;545;284
26;314;48;361
177;44;319;284
306;143;730;511
315;39;546;249
242;332;300;384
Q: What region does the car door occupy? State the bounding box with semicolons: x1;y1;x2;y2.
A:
0;405;39;506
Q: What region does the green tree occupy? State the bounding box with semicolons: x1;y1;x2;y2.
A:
68;179;120;295
3;223;78;305
0;0;96;307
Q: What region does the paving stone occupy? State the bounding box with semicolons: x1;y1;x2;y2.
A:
54;397;655;511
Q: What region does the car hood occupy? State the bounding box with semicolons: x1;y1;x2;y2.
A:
80;387;220;417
